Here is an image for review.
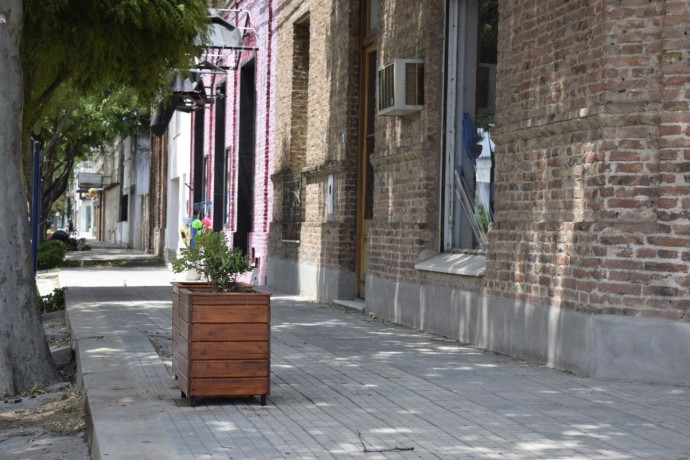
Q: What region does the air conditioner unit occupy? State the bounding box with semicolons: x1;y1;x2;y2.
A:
377;59;424;116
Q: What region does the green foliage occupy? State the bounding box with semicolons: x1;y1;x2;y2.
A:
38;85;152;219
479;0;498;64
38;287;68;313
45;86;151;150
477;114;496;131
476;203;490;233
19;0;211;215
37;240;68;270
22;0;210;118
19;0;211;194
172;231;251;293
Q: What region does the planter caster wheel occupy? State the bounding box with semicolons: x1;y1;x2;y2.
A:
260;395;267;406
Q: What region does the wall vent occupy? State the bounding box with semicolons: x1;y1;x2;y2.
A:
377;59;424;116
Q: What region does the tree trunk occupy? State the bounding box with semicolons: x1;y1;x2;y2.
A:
0;0;62;395
42;145;76;223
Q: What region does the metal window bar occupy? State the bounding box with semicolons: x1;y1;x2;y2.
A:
452;112;491;251
193;201;212;218
282;172;301;242
454;168;488;251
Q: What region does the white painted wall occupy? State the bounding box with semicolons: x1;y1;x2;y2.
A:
165;111;192;261
104;187;118;243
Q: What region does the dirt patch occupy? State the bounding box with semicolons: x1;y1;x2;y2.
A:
0;312;89;459
0;385;84;435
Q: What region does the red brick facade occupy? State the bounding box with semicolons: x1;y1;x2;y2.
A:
268;0;362;299
269;0;690;384
489;1;690;320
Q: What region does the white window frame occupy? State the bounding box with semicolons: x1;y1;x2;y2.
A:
443;0;484;251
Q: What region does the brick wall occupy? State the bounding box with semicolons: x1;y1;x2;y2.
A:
367;0;445;284
149;133;167;257
271;0;361;277
488;1;690;320
289;20;309;174
193;1;276;285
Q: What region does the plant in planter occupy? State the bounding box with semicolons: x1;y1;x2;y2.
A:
172;230;250;291
170;231;270;406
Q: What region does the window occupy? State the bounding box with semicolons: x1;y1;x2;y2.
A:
284;16;310;241
234;59;256;253
213;80;227;231
282;172;301;242
120;194;128;222
443;0;497;251
193;109;205;211
367;0;378;33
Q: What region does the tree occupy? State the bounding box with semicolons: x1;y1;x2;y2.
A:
0;0;210;396
38;86;150;224
0;0;64;394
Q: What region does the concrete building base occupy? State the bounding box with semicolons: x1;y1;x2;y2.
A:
366;275;690;387
267;258;355;302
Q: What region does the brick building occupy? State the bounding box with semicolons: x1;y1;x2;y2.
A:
148;2;277;281
191;2;276;285
93;135;150;249
268;0;689;385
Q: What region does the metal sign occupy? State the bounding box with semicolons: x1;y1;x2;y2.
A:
77;172;103;189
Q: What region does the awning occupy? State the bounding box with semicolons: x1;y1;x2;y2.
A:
204;9;244;50
151;8;258;132
170;72;210;112
150;97;177;136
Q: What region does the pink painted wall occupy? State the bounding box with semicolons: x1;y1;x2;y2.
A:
191;1;276;285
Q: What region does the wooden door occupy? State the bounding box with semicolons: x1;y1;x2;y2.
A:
356;45;376;298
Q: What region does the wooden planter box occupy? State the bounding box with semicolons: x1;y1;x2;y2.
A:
173;285;270;406
171;281;212;377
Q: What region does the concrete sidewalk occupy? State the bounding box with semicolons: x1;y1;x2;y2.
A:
60;264;690;460
64;239;164;267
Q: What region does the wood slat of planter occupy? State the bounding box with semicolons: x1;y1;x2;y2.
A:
190;323;269;341
178;355;189;377
179;317;189;340
172;282;210;376
181;290;270;306
178;372;189;392
179;299;190;321
190;341;268;360
192;304;269;323
176;335;190;358
191;360;268;378
190;378;269;397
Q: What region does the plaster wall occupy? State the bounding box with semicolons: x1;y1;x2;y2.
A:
267;257;355;302
165;112;192;261
366;275;690;386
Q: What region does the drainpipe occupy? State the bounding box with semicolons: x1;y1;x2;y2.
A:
30;135;41;273
263;0;273;233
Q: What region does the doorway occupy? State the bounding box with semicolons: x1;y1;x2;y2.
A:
235;59;256;254
213;81;227;231
356;44;377;298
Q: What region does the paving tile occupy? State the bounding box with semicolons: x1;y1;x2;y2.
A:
60;266;690;459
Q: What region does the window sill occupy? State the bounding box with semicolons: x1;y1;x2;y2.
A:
414;252;486;277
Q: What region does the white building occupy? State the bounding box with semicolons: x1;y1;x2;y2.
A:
164;111;193;262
